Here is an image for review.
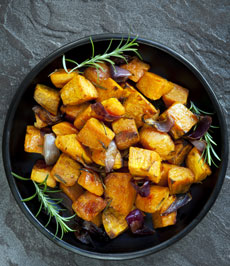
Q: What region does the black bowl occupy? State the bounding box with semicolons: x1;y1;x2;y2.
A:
2;34;229;260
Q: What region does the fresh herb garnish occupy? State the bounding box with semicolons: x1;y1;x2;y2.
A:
189;101;221;167
12;172;75;239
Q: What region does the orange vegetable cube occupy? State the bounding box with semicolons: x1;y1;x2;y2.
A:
158;163;177;186
60;75;98;105
162;83;189;107
167;139;192;165
52;121;78;136
72;191;106;221
84;63;110;85
24;125;44;154
60;103;89;122
101;98;125;116
50;69;78;88
60;181;84;202
73;105;92;130
91;149;123;169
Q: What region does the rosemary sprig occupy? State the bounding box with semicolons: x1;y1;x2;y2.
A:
189;101;221;167
12;172;75;239
62;35;141;74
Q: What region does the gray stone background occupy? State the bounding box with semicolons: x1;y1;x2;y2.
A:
0;0;230;265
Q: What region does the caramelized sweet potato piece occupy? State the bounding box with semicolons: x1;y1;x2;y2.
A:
168;166;194;194
140;126;175;160
72;191;106;221
160;103;198;139
52;121;78;135
55;134;92;164
162;83;189;107
60;75;98;105
128;147;162;183
91;213;102;227
91;149;123;169
167;139;192;165
34;84;60;115
136;72;173;100
60;181;84;202
51;153;81;186
78;169;104;196
104;172;136;216
60;103;89;122
158;163;177;186
135;185;169;213
73;105;92;130
84;63;110;84
31;160;56;188
77;118;115;150
186;147;212;183
50;69;78;88
112;118;140;150
152;195;177;228
24;125;44;154
102;207;128;239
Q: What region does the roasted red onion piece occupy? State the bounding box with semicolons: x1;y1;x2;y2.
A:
33;105;62;126
161;193;192;216
189;139;207;152
187;116;212;140
131;179;150;197
110;65;132;83
105;141;118;173
43;133;60;165
91;102;121;122
142;115;174;133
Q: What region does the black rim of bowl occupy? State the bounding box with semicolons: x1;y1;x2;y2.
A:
2;33;229;260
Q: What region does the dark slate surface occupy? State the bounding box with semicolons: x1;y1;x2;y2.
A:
0;0;230;265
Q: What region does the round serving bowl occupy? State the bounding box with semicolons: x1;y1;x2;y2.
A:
2;34;228;260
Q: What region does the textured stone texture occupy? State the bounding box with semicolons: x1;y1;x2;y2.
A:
0;0;230;265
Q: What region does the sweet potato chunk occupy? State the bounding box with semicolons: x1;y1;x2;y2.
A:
60;75;98;105
51;153;81;186
73;105;92;130
31;160;56;188
112;118;140;150
52;122;78;136
77;118;115;150
72;191;106;221
104;172;136;216
186;147;212;183
78;169;104;196
160;103;198;139
162;83;189;107
24;125;44;154
123;84;158;128
140;126;175;160
55;134;92;164
158;163;177;186
34;113;48;129
167;139;192;165
50;69;78;88
60;181;84;202
128;147;162;183
102;207;128;239
84;63;110;85
34;84;60;115
152;195;177;228
91;149;123;169
136;72;173;100
120;57;150;82
135;185;169;213
60;103;89;122
168;166;194;194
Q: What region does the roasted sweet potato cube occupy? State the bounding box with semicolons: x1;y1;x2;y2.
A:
91;213;102;227
123;84;158;127
31;160;56;188
128;147;162;183
136;72;174;100
34;84;60;115
102;207;128;239
101;98;125;116
52;122;78;136
91;149;123;169
104;172;136;216
60;181;84;202
186;147;212;183
72;191;106;221
162;83;189;107
120;57;150;82
160;103;198;139
50;69;78;88
140;126;175;160
55;134;92;164
24;125;44;154
135;185;169;213
60;75;98;105
60;103;89;122
34;113;48;129
158;163;177;186
168;166;194;194
152;195;177;228
73;105;92;130
167;139;192;165
51;153;81;186
112;118;140;150
77;118;115;150
84;63;110;85
78;169;104;196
